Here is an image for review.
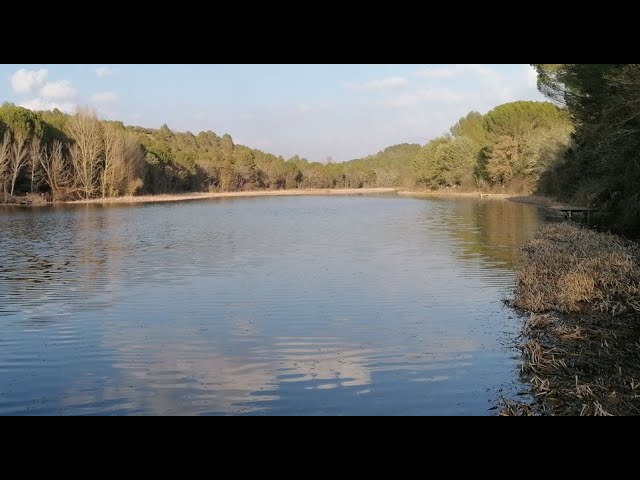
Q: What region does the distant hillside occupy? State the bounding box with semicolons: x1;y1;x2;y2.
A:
345;143;421;187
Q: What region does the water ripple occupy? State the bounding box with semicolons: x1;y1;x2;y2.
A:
0;196;548;415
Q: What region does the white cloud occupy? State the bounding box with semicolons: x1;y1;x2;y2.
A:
96;66;116;78
396;64;515;109
18;98;76;113
526;65;538;88
460;64;499;79
40;80;76;99
10;68;48;94
349;76;408;90
416;67;455;79
416;64;500;81
129;113;142;120
295;101;335;114
239;113;257;120
387;88;464;108
10;68;80;112
90;91;118;103
192;112;206;120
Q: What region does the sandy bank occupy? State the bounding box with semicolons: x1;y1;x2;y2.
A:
396;190;515;199
64;188;399;205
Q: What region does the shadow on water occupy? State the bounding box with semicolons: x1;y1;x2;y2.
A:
423;198;548;269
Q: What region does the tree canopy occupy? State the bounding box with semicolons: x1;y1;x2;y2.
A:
532;64;640;233
413;100;573;193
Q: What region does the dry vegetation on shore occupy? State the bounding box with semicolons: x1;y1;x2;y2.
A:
504;223;640;416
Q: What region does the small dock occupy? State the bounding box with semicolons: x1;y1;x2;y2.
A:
553;206;600;222
478;193;512;199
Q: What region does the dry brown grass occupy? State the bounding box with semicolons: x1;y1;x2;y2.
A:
2;193;51;205
24;193;50;205
524;313;553;332
504;222;640;416
514;223;640;314
498;398;535;416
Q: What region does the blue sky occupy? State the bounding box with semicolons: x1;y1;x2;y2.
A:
0;64;544;162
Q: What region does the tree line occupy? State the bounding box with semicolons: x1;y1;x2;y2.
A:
0;103;394;203
5;98;575;204
0;105;146;201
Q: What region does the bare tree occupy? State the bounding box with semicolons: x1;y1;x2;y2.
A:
122;132;145;195
0;131;10;201
102;128;145;197
39;140;72;201
30;136;43;193
102;123;124;198
9;131;29;197
67;109;103;199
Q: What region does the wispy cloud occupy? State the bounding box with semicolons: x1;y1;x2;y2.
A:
297;101;335;114
348;76;408;91
416;64;500;80
390;64;513;109
90;91;118;103
415;67;455;79
461;64;500;79
239;113;257;120
18;98;76;113
40;80;76;99
96;66;116;78
192;112;206;120
387;87;464;108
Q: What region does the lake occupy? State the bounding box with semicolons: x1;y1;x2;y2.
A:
0;195;549;415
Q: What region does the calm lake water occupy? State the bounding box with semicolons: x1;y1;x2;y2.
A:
0;195;550;415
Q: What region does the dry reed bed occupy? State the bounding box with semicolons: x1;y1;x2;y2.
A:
504;223;640;416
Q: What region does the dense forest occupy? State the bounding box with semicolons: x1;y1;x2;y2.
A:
531;64;640;233
0;103;416;202
0;99;570;203
412;101;573;193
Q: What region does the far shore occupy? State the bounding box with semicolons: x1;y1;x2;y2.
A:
396;190;515;199
64;187;399;205
2;188;582;212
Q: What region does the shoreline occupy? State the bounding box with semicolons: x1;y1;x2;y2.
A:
1;188;526;207
1;188;579;213
397;190;515;199
53;188;398;206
